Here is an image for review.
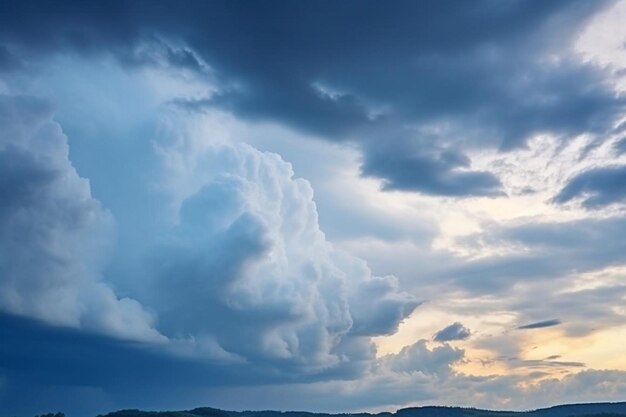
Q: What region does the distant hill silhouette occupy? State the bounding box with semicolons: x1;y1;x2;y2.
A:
95;402;626;417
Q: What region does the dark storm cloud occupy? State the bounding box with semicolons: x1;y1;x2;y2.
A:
554;165;626;208
0;313;290;417
0;0;623;196
433;322;472;342
517;319;562;330
361;139;502;196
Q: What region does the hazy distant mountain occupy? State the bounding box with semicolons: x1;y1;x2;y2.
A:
94;402;626;417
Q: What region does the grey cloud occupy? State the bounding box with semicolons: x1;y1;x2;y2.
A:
0;95;161;342
519;370;626;408
429;215;626;348
433;322;472;342
554;165;626;208
515;359;586;368
346;273;421;336
447;216;626;293
509;284;626;337
385;339;464;377
517;319;562;330
361;139;503;197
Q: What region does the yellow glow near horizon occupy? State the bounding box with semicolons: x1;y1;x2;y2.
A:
374;298;626;380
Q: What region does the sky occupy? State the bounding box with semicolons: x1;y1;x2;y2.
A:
1;1;626;416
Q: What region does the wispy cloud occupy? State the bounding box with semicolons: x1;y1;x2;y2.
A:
517;319;562;330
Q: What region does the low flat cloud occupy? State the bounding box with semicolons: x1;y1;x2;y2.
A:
517;319;562;330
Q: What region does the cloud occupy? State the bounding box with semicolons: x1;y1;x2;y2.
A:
553;165;626;208
384;340;465;377
1;1;623;196
2;2;626;415
360;138;503;196
0;95;162;342
346;272;421;336
0;96;425;414
0;92;423;413
4;309;625;416
517;319;562;330
516;370;626;408
513;359;586;368
158;356;626;413
140;117;420;375
0;63;421;382
444;215;626;294
0;312;254;417
433;322;472;342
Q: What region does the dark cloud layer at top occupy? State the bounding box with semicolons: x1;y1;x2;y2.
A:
0;0;623;196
